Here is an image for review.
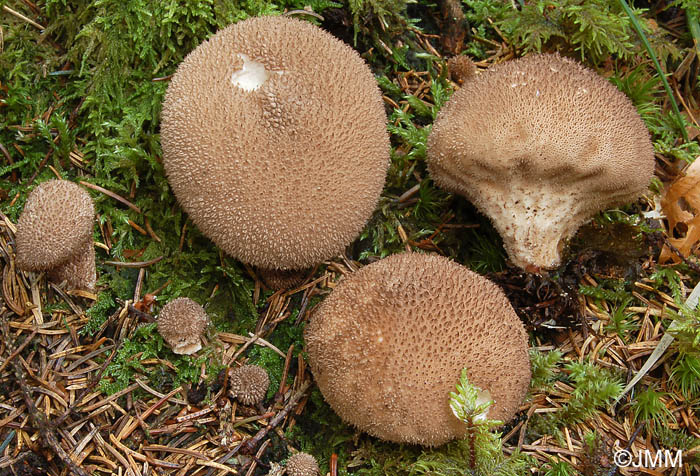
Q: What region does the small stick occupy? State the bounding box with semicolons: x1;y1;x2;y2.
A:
2;5;45;30
207;381;312;475
0;329;37;373
79;181;142;213
104;255;164;268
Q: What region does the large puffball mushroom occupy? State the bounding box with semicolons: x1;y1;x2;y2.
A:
304;252;531;446
228;364;270;406
161;16;389;273
15;180;96;290
157;298;209;355
427;53;655;271
286;452;319;476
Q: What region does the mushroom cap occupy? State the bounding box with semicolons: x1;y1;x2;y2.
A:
427;53;655;270
229;364;270;405
157;298;209;355
304;252;531;446
161;16;390;270
286;452;319;476
15;180;94;271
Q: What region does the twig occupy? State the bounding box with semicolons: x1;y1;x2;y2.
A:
2;5;45;30
207;380;312;476
79;181;142;213
104;255;164;268
52;337;124;428
4;319;91;476
0;329;37;373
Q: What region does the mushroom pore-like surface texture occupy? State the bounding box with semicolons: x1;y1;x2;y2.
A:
427;53;655;271
286;452;319;476
15;180;96;290
157;298;209;355
228;364;269;405
161;16;389;270
304;252;531;446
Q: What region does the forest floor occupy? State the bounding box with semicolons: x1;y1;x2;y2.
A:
1;0;700;475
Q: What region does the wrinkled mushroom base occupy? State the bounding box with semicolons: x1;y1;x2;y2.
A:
429;161;645;271
257;267;308;290
48;239;96;291
171;340;202;355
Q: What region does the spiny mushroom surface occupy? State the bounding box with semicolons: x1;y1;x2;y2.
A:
157;298;208;355
228;364;269;406
15;179;96;290
304;252;531;446
286;452;319;476
161;16;389;271
427;53;655;271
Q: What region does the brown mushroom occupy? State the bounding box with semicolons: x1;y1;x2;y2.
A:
161;16;389;275
286;452;319;476
304;252;531;446
427;53;655;271
15;180;96;290
228;364;269;405
157;298;209;355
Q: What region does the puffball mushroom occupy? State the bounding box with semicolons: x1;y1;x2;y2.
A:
157;298;209;355
286;452;319;476
161;16;389;275
228;364;270;405
15;180;96;290
304;252;531;447
427;53;655;271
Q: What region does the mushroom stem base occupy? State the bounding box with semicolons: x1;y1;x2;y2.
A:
48;240;96;291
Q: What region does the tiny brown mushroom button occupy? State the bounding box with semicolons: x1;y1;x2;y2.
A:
286;452;319;476
161;16;389;276
427;53;655;271
15;179;96;290
157;298;209;355
304;252;531;447
228;364;269;406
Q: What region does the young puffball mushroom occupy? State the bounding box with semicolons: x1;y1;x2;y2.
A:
157;298;209;355
15;180;96;290
304;252;531;447
228;364;269;406
427;53;655;272
285;452;319;476
161;16;389;284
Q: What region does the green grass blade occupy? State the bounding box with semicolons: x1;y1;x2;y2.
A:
618;0;688;142
687;5;700;59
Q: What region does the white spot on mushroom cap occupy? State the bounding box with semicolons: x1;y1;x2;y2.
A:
230;53;284;92
230;54;270;91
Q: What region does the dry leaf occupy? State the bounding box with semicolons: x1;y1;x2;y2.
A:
660;159;700;263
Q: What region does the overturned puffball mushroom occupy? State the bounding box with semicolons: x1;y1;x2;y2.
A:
157;298;208;355
15;180;96;290
228;364;269;405
161;16;389;277
304;252;531;446
427;53;655;271
286;452;319;476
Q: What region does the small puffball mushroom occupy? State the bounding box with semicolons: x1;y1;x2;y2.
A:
15;180;96;290
286;452;319;476
157;298;208;355
161;16;389;273
228;364;270;405
258;267;307;290
427;53;655;271
447;55;476;85
304;252;531;447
